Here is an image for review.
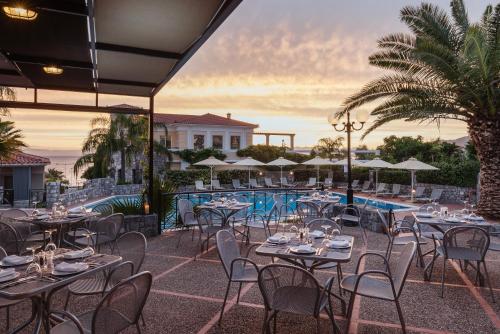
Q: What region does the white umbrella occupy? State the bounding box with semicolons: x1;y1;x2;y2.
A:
232;157;266;186
267;157;298;186
302;156;335;187
194;156;228;190
392;157;438;201
360;158;394;195
333;158;364;166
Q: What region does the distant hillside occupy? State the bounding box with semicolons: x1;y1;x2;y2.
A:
444;136;469;148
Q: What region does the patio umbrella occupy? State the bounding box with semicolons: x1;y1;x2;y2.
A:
267;157;298;186
332;158;364;166
392;157;438;201
360;158;394;195
301;156;335;187
194;156;228;190
232;157;266;186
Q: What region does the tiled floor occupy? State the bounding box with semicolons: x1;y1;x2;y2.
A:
1;224;499;334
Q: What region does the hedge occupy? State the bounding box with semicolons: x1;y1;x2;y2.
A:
165;169;259;187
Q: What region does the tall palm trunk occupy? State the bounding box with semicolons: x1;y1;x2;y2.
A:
469;117;500;218
119;130;126;183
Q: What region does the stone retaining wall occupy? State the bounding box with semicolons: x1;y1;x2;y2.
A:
47;178;143;208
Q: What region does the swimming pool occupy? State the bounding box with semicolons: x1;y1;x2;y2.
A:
86;190;415;229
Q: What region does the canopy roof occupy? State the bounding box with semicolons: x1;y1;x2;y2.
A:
0;0;241;97
267;157;297;166
194;156;227;166
333;158;364;166
232;157;266;166
302;156;335;166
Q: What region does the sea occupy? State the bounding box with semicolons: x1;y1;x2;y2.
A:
25;149;84;186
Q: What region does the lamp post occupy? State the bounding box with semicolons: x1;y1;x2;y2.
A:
328;110;368;205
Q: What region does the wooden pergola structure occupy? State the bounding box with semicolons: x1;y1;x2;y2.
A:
0;0;242;208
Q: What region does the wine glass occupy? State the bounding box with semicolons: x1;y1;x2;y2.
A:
79;195;88;214
321;224;332;239
331;228;341;240
82;231;96;255
44;229;57;252
25;247;42;277
289;225;299;238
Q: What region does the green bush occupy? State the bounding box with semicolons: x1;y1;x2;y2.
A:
165;170;210;187
110;196;145;215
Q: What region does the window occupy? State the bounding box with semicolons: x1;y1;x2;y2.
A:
230;136;241;150
159;135;172;148
193;135;205;150
212;135;223;149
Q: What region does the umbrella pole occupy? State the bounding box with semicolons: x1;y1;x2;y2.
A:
317;165;320;188
411;170;414;201
280;166;283;187
248;168;251;188
375;169;378;196
210;166;213;191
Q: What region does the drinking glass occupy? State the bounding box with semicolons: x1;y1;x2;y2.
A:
25;247;42;277
289;225;299;238
331;228;341;240
44;229;57;252
82;231;96;255
321;225;332;238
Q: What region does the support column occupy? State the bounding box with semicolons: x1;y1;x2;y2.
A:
290;134;295;150
265;134;270;146
148;97;154;207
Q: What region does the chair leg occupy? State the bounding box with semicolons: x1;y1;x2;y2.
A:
261;309;268;334
219;280;232;325
416;243;425;268
316;317;321;334
140;312;146;326
482;261;496;303
345;293;356;334
237;282;243;303
136;322;142;334
176;228;185;248
6;306;9;330
63;290;71;311
394;298;406;333
440;258;447;298
336;265;343;296
273;311;278;334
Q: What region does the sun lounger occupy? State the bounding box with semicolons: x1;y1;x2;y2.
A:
399;186;425;199
195;180;208;191
323;178;333;188
211;179;225;190
340;179;359;190
249;178;263;188
378;183;400;197
264;178;279;188
304;177;317;188
415;188;443;203
280;177;296;188
359;180;372;192
232;179;246;189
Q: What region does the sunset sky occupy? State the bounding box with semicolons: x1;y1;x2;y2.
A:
8;0;492;152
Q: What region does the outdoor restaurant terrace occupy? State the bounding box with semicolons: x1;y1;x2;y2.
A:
0;0;499;334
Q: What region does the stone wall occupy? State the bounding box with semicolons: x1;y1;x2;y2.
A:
47;178;143;208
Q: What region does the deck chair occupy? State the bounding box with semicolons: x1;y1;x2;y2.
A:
340;179;359;190
280;177;296;188
249;178;263;188
359;180;371;192
264;178;279;188
211;179;225;190
381;183;401;197
399;186;424;199
416;188;443;203
373;183;388;196
304;177;317;188
195;180;208;191
232;179;246;189
323;178;333;188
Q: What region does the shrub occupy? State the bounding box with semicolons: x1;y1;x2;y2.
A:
110;196;145;215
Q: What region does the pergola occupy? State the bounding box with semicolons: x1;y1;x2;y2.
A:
0;0;242;207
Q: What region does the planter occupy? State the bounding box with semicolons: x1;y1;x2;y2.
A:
123;214;159;237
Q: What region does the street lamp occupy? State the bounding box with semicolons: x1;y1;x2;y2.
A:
328;110;368;205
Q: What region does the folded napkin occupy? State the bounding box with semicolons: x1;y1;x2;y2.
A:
2;255;30;265
0;268;15;278
415;212;433;218
34;214;50;220
55;262;87;273
467;214;484;221
63;248;93;259
327;240;350;249
267;235;289;243
294;245;314;253
309;230;325;238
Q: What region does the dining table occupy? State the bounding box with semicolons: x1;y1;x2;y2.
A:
296;194;341;217
255;232;354;314
0;248;122;334
197;201;252;227
413;211;493;281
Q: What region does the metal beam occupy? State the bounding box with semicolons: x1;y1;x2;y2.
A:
95;42;182;60
0;101;149;115
0;69;20;76
8;54;93;70
151;0;242;96
98;78;157;88
148;96;155;216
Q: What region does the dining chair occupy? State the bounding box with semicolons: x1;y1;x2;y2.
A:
337;205;367;244
216;230;259;324
428;226;495;301
0;222;21;255
341;242;417;334
377;210;427;267
52;271;152;334
296;201;320;226
258;263;340;334
176;199;201;248
0;246;24;330
74;213;124;252
0;209;47;250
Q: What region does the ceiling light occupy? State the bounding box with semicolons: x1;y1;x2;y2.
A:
3;6;38;20
43;65;63;75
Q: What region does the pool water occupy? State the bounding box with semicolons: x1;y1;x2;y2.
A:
86;191;414;229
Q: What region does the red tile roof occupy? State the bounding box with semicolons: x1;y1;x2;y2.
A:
0;151;50;166
154;113;258;128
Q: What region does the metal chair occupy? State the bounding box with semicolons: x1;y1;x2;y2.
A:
271;194;296;232
0;246;24;330
52;271;152;334
258;263;340;334
74;213;124;252
216;230;259;324
0;221;21;255
0;209;47;249
377;210;427;267
196;209;228;257
337;205;367;244
176;199;201;248
429;226;495;301
341;242;417;334
296;201;320;226
64;232;146;311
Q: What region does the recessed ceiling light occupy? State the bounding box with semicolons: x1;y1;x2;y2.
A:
43;65;63;75
2;6;38;20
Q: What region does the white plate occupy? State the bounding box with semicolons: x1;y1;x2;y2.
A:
444;218;462;223
309;231;325;239
267;237;289;244
289;246;316;254
466;215;485;221
0;272;20;283
0;256;33;267
327;240;351;249
52;264;89;276
415;213;433;218
63;250;93;259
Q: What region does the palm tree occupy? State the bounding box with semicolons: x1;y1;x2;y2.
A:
0;86;15;116
0;120;26;158
312;137;344;160
338;1;500;217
